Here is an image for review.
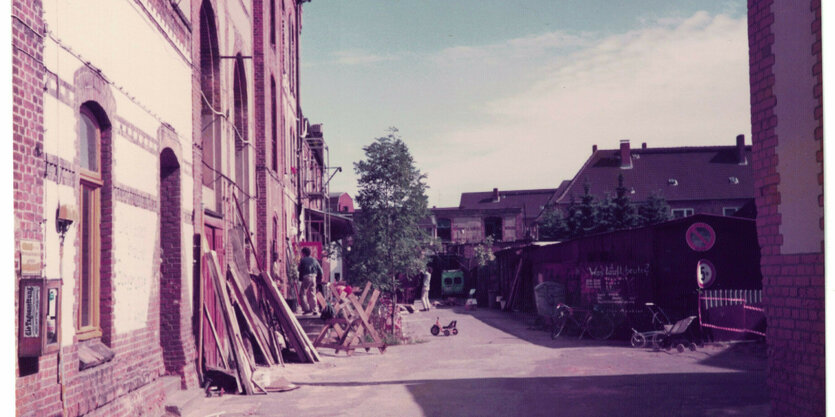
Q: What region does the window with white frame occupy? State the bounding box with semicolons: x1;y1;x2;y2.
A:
723;207;739;216
671;208;694;218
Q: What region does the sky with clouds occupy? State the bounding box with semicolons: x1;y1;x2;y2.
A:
299;1;751;208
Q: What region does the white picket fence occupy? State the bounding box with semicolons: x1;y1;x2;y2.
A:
700;289;762;309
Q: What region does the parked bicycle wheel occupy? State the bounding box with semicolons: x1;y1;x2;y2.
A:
551;312;569;339
587;313;615;340
630;330;647;348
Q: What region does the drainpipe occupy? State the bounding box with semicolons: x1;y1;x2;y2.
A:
295;0;303;243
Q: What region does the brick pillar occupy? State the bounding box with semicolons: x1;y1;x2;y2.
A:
12;1;45;291
747;1;825;416
160;149;186;380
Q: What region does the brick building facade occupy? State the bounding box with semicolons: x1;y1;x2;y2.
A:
13;0;310;415
747;1;825;416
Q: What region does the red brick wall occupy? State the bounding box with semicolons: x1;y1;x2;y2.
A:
254;0;290;288
59;329;166;417
12;0;45;273
13;0;50;414
747;1;825;416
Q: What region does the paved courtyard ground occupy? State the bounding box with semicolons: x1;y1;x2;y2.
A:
177;306;768;417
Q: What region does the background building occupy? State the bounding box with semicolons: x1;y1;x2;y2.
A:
548;138;755;219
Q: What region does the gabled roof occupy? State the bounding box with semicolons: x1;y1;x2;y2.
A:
458;188;558;222
554;144;754;204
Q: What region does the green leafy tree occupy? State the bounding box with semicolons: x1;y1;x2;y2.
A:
473;236;496;267
638;191;672;226
348;128;430;310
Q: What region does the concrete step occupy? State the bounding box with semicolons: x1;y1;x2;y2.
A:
295;314;326;340
160;376;204;417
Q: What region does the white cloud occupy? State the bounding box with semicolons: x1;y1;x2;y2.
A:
418;12;751;207
331;49;394;65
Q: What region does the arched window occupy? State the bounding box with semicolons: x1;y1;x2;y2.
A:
289;17;296;93
233;55;249;223
78;105;103;338
270;0;276;46
272;216;279;261
200;1;221;210
281;1;287;73
271;76;278;172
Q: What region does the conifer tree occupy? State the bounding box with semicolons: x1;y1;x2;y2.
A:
609;173;638;230
537;204;569;240
575;180;600;236
638;191;672;226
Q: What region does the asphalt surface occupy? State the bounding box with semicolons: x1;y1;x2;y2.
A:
178;306;768;417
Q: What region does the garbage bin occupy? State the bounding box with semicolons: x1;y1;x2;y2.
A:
534;281;565;317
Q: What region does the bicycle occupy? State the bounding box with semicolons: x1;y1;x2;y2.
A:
550;303;615;341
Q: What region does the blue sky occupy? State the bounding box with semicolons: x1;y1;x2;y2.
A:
299;1;751;207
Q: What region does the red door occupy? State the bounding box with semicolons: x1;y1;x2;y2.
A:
202;223;229;372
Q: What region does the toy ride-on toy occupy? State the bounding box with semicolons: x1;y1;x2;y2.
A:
431;317;458;336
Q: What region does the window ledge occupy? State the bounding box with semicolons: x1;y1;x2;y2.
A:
78;340;115;371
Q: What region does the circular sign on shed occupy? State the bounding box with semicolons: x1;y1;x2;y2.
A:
686;222;716;252
696;259;717;288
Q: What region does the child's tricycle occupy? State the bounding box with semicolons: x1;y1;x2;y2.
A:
431;317;458;336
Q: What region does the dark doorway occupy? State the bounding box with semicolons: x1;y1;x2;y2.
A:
160;148;184;377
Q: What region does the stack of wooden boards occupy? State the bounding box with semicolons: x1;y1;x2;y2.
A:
197;195;320;395
200;239;319;394
312;282;386;356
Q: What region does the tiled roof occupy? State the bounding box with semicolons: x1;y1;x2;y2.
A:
459;188;558;221
554;145;754;204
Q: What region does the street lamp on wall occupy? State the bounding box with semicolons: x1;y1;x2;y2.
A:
55;204;77;244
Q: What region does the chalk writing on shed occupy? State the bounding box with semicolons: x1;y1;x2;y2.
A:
580;263;650;309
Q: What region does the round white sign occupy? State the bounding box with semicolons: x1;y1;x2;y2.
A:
696;259;717;288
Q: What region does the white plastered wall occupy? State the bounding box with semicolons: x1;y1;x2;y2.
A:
42;0;195;341
772;3;823;254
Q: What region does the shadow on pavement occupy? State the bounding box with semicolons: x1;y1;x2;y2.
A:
295;371;767;417
456;306;628;349
697;341;768;372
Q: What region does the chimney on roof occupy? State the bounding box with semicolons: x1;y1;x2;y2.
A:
492;188;500;202
642;142;647;149
592;144;598;153
620;139;632;169
736;134;747;165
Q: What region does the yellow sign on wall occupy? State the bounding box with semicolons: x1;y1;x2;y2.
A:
19;239;42;276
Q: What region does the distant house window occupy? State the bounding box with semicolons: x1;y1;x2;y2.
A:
671;208;694;218
484;217;503;241
723;207;739;216
728;177;739;184
437;218;452;241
